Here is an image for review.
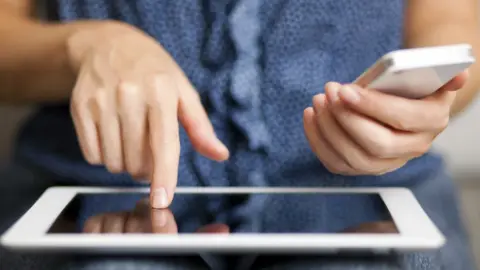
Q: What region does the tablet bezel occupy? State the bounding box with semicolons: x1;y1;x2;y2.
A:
1;187;445;253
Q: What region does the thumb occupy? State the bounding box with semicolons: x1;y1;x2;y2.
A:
176;77;229;161
423;70;469;105
440;70;469;92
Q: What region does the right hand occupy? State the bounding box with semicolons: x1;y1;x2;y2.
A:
67;22;229;209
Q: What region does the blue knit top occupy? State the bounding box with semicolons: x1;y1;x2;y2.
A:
15;0;445;233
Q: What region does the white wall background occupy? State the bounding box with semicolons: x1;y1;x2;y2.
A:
434;96;480;180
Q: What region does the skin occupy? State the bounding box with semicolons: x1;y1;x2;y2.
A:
67;24;229;208
303;0;480;175
0;0;479;208
304;75;468;175
0;1;230;209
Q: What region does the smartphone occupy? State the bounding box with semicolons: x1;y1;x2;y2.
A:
354;44;475;99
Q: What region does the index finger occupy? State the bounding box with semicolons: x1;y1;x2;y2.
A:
147;75;180;209
150;208;178;234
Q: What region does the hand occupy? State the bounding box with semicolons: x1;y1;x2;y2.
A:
83;198;230;234
67;22;229;208
304;71;468;175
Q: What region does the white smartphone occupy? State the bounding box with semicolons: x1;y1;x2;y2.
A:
354;44;475;99
1;187;444;254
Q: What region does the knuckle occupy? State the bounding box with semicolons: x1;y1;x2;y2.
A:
367;136;394;158
94;89;110;110
421;108;434;121
117;81;139;99
148;76;179;105
148;73;168;88
415;111;431;128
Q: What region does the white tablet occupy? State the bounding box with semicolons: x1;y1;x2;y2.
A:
1;187;444;253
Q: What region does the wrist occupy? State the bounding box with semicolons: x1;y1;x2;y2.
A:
64;20;136;73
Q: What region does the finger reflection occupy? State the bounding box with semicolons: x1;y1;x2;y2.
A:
150;208;178;234
196;223;230;234
102;212;129;233
82;197;228;234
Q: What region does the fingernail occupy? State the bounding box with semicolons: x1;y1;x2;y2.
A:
152;210;168;227
313;94;327;109
326;82;341;103
151;187;169;209
214;138;229;158
339;85;360;103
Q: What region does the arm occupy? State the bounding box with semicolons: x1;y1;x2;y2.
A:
304;1;476;176
0;0;108;104
404;0;480;116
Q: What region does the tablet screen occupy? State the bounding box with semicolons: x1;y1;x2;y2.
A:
47;193;399;234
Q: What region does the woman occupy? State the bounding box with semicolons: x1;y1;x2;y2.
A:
0;0;478;269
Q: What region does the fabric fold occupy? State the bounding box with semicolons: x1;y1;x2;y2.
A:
226;0;269;232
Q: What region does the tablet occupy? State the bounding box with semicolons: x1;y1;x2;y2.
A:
1;187;444;253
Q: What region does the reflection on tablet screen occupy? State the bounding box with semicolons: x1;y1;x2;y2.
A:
47;193;398;235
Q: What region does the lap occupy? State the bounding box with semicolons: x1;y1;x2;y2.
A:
65;250;461;270
251;253;442;270
254;168;475;270
0;164;475;270
62;256;209;270
252;254;402;270
409;167;475;270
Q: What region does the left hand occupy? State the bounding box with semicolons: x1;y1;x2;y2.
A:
304;71;468;175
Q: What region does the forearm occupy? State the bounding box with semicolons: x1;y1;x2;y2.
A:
404;0;480;116
0;9;105;104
